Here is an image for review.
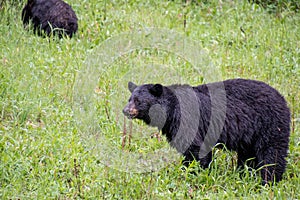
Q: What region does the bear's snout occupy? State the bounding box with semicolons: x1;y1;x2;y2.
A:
123;103;138;119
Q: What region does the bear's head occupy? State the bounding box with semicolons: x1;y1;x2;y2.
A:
123;82;167;129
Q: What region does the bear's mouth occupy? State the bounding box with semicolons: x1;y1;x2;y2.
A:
125;112;138;119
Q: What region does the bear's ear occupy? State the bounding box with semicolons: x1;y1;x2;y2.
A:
128;81;137;93
149;84;163;97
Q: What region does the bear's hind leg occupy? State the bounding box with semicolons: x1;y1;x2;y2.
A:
256;147;287;185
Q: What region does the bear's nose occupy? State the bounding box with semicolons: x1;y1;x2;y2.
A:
123;106;130;117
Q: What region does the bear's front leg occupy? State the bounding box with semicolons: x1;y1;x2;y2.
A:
183;147;212;169
199;151;212;169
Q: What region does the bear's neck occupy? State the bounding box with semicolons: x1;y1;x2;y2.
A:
161;86;211;144
161;100;180;142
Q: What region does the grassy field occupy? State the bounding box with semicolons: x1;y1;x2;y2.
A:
1;0;299;199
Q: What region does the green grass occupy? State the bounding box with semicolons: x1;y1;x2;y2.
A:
1;0;299;199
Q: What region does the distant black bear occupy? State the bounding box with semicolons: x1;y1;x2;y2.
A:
22;0;78;38
123;79;290;184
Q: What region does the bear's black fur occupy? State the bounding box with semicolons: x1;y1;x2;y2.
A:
123;79;290;184
22;0;78;38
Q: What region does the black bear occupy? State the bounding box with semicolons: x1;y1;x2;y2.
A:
22;0;78;38
123;79;290;184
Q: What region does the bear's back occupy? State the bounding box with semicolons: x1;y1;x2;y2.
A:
194;78;290;149
195;79;288;111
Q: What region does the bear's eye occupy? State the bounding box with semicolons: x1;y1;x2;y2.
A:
133;97;141;105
